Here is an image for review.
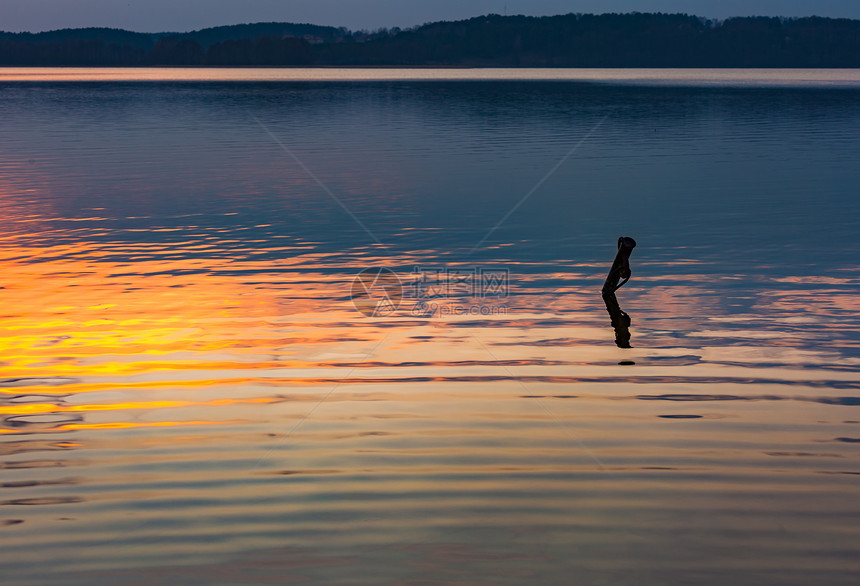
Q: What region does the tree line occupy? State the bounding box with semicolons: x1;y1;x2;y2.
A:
318;13;860;67
2;13;860;67
0;34;314;66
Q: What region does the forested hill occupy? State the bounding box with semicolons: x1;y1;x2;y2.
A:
326;14;860;67
2;13;860;67
0;21;346;47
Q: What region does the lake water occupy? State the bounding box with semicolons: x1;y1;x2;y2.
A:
1;68;859;585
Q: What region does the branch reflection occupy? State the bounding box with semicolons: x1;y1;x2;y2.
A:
603;291;632;348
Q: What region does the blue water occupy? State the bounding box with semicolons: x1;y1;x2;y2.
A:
0;70;859;585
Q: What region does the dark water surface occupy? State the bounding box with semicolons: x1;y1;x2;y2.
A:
1;70;859;585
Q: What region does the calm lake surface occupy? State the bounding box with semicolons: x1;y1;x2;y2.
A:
1;68;859;585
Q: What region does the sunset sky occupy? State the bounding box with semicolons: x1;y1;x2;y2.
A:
2;0;859;33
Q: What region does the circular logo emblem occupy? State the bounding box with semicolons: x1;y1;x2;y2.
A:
351;268;403;317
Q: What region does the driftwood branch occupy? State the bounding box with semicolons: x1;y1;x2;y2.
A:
602;236;637;295
602;236;636;348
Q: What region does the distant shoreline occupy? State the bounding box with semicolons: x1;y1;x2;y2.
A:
3;14;860;68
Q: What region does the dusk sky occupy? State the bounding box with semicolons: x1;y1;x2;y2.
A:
2;1;859;33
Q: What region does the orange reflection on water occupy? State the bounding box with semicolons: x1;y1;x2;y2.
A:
0;397;280;417
2;229;859;586
0;241;359;381
0;420;231;434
